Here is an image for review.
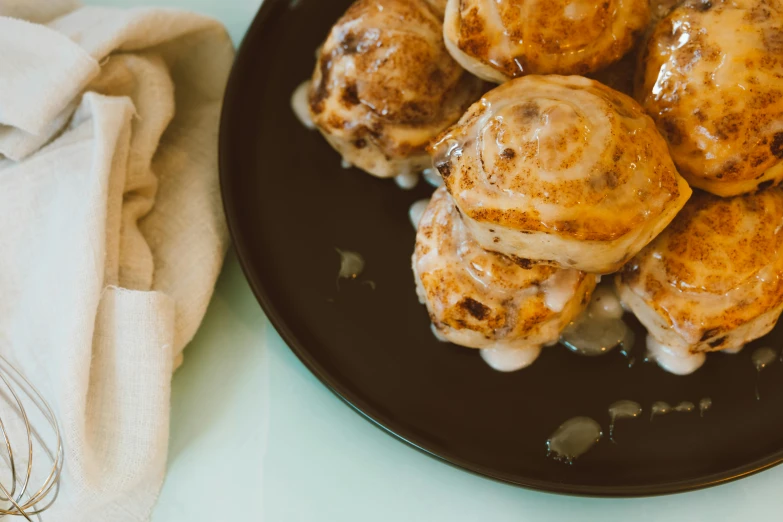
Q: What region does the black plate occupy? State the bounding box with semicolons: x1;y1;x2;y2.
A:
219;0;783;496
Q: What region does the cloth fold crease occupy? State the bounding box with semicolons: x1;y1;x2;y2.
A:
0;1;233;519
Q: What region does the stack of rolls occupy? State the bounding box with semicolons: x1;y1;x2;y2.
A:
616;0;783;374
412;74;690;370
304;0;783;374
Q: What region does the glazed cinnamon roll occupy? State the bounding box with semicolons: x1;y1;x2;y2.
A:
638;0;783;197
617;189;783;360
589;0;686;96
430;75;692;274
413;187;596;364
443;0;650;83
308;0;484;179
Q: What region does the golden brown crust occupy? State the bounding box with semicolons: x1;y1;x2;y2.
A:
638;0;783;196
414;187;595;347
618;189;783;348
450;0;650;78
589;0;685;96
308;0;484;177
431;76;689;241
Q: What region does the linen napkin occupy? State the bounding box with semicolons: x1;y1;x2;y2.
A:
0;1;234;520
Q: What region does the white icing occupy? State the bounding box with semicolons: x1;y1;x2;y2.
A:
480;346;542;372
645;335;705;375
588;286;624;320
541;270;579;313
422;167;444;187
341;158;353;169
539;270;577;313
409;199;430;230
431;323;449;342
394;171;419;190
291;81;315;130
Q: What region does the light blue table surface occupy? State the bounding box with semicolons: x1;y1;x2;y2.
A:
88;0;783;520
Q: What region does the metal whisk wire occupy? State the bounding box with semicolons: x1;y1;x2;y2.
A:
0;355;62;520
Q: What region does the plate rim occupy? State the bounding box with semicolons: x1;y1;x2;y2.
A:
217;0;783;497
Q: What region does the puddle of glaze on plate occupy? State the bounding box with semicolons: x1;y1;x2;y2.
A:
561;316;634;357
546;417;603;464
608;400;642;442
699;398;712;417
650;401;671;421
561;284;632;357
336;249;365;282
674;401;695;413
752;347;778;400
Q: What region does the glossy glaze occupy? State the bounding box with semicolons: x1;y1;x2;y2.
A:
638;0;783;196
413;187;596;353
617;190;783;356
308;0;484;178
409;199;431;230
699;397;713;417
608;400;643;441
546;416;603;463
443;0;649;82
674;401;696;413
480;345;542;372
753;346;778;400
561;283;633;357
291;80;315;129
645;335;706;375
336;249;365;280
431;75;691;273
650;401;672;420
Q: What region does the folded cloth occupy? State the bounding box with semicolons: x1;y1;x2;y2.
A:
0;1;233;520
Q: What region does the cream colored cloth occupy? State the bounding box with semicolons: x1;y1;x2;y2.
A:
0;1;233;520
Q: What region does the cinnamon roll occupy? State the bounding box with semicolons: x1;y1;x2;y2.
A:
430;75;692;274
308;0;484;178
443;0;650;83
616;189;783;357
413;187;596;360
638;0;783;196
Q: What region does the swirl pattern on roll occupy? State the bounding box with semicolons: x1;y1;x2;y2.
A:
430;75;691;274
637;0;783;197
413;187;596;351
616;189;783;353
443;0;650;83
308;0;484;178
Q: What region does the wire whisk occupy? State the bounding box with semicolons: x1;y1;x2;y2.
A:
0;355;62;520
